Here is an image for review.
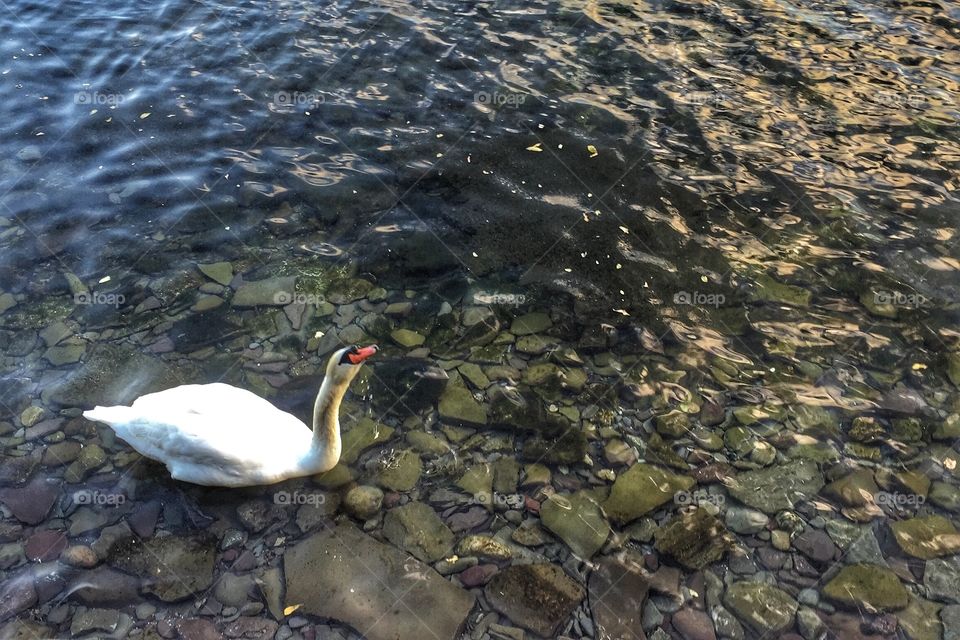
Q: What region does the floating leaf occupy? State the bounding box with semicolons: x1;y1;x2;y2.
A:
139;112;151;119
587;144;598;157
526;142;543;152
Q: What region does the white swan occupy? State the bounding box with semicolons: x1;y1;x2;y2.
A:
82;344;378;487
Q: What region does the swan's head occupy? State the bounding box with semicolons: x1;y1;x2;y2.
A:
327;344;378;385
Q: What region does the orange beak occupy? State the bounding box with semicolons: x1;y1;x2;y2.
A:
348;344;379;364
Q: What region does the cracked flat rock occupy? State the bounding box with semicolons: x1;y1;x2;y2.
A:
728;459;824;514
284;522;474;640
107;534;215;602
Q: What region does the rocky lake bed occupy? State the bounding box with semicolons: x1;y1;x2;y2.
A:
1;263;959;640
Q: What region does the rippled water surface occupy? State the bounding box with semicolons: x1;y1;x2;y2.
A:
2;0;960;638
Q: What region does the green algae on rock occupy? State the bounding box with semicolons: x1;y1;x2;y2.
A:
723;581;798;634
603;463;695;524
890;515;960;559
438;378;487;427
654;507;735;569
382;501;454;563
822;564;909;612
376;449;422;492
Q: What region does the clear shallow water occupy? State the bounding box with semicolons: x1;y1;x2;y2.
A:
1;0;960;638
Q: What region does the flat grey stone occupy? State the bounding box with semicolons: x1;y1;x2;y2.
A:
284;523;474;640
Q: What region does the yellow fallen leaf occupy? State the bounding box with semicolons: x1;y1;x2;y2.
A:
283;604;302;616
139;112;151;119
587;144;598;157
526;142;542;152
911;363;927;370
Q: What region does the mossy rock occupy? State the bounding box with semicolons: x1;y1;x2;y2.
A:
540;492;610;559
723;581;798;634
603;463;695;524
654;507;734;569
376;449;422;492
340;418;395;464
822;564;909;612
890;515;960;559
521;429;587;465
750;273;811;307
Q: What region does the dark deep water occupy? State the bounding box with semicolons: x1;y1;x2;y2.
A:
1;0;960;638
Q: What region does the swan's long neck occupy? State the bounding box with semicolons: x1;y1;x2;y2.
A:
310;375;348;466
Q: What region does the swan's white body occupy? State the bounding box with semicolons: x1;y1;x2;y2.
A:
83;345;376;487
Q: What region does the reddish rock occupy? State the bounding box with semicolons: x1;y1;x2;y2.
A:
672;607;717;640
24;530;67;562
382;492;402;509
446;507;488;533
0;477;58;524
460;564;498;587
524;496;541;514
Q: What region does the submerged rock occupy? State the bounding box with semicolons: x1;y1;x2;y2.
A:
0;570;36;623
340;417;394;464
438;378;487;427
485;563;584;637
603;463;695;524
654;508;735;569
457;535;512;561
0;477;58;525
890;515;960;559
588;554;649;640
107;534;215;602
376;449;422;492
510;312;552;336
521;429;587;465
924;556;960;603
43;343;198;407
723;581;798;635
823;564;909;612
231;276;296;307
284;522;474;640
382;501;454;563
897;596;942;640
343;485;383;520
540;492;610;559
728;459;823;514
369;360;450;417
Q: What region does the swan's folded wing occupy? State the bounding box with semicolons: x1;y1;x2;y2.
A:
132;383;289;421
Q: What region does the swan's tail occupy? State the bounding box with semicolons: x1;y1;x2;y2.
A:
83;405;133;426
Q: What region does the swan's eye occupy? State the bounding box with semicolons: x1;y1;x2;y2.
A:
339;347;358;365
